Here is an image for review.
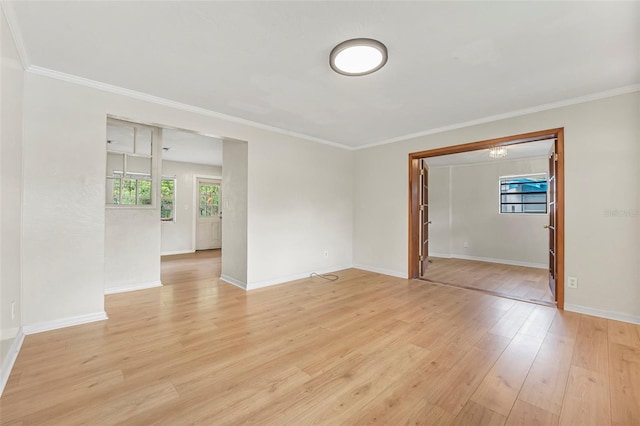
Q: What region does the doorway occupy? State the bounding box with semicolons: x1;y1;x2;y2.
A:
408;128;565;309
195;178;222;250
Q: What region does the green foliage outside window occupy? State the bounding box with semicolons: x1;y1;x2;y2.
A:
161;179;175;221
111;177;174;221
112;178;151;205
199;184;220;217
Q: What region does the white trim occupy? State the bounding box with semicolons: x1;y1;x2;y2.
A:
22;311;108;335
247;265;353;290
351;264;409;280
23;67;639;152
220;274;247;290
429;252;453;259
104;280;162;295
446;254;547;270
357;84;640;150
565;304;640;325
26;66;352;150
0;1;30;69
161;249;195;256
0;329;25;397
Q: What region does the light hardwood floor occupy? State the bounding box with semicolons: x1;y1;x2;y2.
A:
424;257;555;305
1;253;638;425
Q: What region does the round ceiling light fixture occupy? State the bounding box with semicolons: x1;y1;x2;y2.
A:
330;38;388;76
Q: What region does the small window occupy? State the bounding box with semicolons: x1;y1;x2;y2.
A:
161;178;176;222
199;182;220;217
499;174;548;214
110;172;152;205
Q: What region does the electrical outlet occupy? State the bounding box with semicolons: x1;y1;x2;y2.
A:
568;276;578;288
323;251;329;258
11;300;15;320
463;241;469;248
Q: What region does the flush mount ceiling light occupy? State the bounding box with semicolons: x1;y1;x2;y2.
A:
489;146;508;159
330;38;388;76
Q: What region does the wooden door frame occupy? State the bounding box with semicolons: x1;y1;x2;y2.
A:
408;128;565;309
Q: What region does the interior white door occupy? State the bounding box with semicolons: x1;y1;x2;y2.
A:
196;179;222;250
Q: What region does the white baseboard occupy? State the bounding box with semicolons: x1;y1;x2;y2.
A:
220;274;247;290
161;249;195;256
446;254;547;270
565;304;640;325
0;329;25;397
22;311;108;335
352;264;408;279
246;265;353;290
105;280;162;295
429;253;452;259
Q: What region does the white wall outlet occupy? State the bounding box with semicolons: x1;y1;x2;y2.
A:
568;276;578;288
463;241;469;248
11;300;15;320
323;251;329;258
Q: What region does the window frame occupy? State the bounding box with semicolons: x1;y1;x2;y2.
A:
161;177;177;223
198;181;221;218
498;173;549;215
110;171;153;206
106;118;160;209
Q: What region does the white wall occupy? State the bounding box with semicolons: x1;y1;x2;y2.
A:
105;207;161;292
247;136;354;287
160;160;222;255
0;5;24;376
104;134;160;293
21;71;354;326
428;167;451;257
354;92;640;320
429;158;548;267
222;139;248;285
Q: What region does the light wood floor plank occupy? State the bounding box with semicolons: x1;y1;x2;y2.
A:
608;342;640;426
452;400;507;426
429;333;511;417
470;334;544;416
572;315;609;374
489;301;536;339
425;257;553;304
517;331;575;415
608;319;640;348
0;250;637;425
505;399;559;426
548;309;581;339
559;365;611;426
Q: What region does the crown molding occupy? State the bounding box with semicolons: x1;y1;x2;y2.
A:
22;65;639;153
25;65;354;151
357;83;640;150
0;0;31;69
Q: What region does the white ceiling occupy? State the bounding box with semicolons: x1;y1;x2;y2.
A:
107;124;223;167
8;1;640;148
162;129;223;167
425;139;554;167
